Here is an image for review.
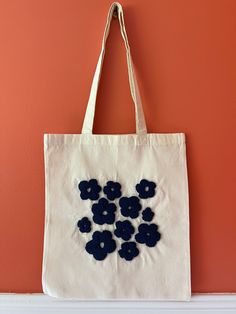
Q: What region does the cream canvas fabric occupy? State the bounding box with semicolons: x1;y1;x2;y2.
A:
42;2;191;300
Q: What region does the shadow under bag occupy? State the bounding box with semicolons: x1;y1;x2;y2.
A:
42;2;191;300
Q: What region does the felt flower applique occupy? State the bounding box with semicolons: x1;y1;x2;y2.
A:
135;223;161;247
118;241;139;261
92;198;116;225
85;230;116;261
142;207;155;222
103;181;122;200
114;220;135;241
77;217;91;233
78;179;101;200
119;196;142;219
136;179;156;199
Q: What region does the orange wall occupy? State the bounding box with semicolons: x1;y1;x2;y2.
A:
0;0;236;293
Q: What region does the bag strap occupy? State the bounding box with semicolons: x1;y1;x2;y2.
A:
81;2;147;135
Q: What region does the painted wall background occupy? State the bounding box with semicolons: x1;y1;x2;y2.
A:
0;0;236;293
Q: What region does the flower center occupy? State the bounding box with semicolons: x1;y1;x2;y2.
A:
100;242;105;248
87;187;91;192
128;249;131;253
103;210;108;215
146;232;150;237
145;186;149;192
128;206;132;210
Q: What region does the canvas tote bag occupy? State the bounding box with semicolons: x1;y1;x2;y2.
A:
42;2;191;300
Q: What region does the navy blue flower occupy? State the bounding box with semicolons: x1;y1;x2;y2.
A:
136;179;156;199
114;220;135;241
119;196;142;219
135;223;161;247
103;181;122;201
78;179;101;200
85;230;116;260
142;207;155;222
92;198;116;225
77;217;91;233
118;241;139;261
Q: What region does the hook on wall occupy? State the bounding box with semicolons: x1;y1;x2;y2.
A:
112;6;118;18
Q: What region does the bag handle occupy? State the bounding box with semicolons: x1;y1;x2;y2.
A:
81;2;147;135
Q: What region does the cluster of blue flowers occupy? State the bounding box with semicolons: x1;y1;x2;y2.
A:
77;179;161;261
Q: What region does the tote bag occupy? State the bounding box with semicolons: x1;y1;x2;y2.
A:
42;2;191;300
